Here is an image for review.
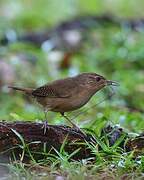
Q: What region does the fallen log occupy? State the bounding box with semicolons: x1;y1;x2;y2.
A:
0;121;93;162
0;121;144;163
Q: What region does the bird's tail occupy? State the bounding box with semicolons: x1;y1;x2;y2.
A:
8;86;33;95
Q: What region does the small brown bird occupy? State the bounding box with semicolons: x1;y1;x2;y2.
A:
8;72;119;132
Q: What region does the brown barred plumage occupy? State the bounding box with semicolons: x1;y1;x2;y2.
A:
8;72;119;132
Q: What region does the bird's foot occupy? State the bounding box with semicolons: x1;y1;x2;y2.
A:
71;123;80;131
61;113;87;137
42;120;48;134
65;117;85;135
72;124;87;138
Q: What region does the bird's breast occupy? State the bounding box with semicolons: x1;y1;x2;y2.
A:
56;90;94;112
36;89;95;113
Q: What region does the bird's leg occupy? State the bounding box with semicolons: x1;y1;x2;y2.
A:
42;108;49;134
61;112;87;137
61;112;79;129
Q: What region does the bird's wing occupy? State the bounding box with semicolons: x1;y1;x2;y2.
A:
32;78;78;98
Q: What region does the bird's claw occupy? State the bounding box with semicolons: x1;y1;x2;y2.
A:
42;120;48;134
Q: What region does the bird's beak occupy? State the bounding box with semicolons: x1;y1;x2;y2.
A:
106;80;119;86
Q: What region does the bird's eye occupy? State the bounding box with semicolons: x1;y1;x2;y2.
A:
96;77;101;82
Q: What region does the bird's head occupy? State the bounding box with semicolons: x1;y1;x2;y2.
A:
77;73;119;91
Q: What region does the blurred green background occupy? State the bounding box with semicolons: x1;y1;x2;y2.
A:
0;0;144;134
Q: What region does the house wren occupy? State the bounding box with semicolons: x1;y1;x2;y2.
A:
8;72;118;131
